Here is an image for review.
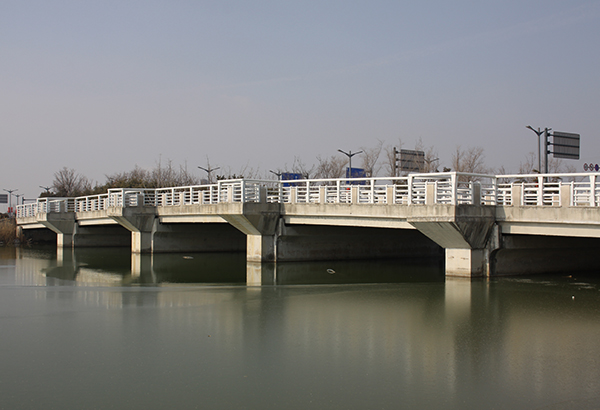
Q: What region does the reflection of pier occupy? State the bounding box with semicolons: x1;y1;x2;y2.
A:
22;247;442;287
17;172;600;278
9;248;600;407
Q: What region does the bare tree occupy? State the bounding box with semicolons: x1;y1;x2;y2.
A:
314;155;347;179
52;167;94;197
105;166;151;188
360;140;383;177
291;156;314;179
150;158;199;187
415;137;440;173
451;146;487;174
518;152;538;174
519;152;572;174
383;139;403;177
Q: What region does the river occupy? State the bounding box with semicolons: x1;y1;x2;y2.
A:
1;246;599;409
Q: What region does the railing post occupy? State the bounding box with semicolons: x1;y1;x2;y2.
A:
450;173;457;205
512;183;523;206
425;182;435;206
537;176;544;206
407;175;413;205
590;175;597;206
386;185;394;204
277;181;282;204
560;183;571;207
472;182;481;205
290;187;297;204
259;185;267;204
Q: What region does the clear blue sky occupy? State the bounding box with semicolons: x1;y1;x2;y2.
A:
2;0;599;203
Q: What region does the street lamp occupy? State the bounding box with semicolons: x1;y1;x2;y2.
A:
338;149;363;178
198;165;220;184
39;185;52;194
4;189;17;216
269;170;282;180
423;157;439;172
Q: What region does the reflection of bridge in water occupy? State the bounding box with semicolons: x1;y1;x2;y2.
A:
16;172;600;280
8;246;600;409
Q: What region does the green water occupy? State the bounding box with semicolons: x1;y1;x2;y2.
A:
1;247;599;409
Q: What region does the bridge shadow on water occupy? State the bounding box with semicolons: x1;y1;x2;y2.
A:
20;247;445;286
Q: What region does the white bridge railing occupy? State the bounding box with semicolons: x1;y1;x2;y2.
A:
16;197;75;218
16;172;600;217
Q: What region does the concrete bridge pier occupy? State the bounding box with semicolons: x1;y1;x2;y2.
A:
36;213;76;248
219;203;281;263
246;262;277;285
131;253;154;280
408;205;496;277
107;206;157;253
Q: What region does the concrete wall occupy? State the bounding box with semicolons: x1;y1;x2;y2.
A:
275;223;444;262
73;224;131;247
152;222;246;253
492;234;600;275
21;227;56;243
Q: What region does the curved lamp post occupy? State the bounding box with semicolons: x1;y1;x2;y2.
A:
338;149;363;178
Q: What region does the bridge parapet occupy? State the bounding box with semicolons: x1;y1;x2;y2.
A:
17;197;74;218
17;173;600;218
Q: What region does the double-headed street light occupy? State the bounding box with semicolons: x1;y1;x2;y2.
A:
198;165;220;184
269;170;282;180
338;149;363;177
423;157;439;172
39;186;52;194
3;189;17;214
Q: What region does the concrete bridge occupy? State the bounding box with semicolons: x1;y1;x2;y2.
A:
16;172;600;278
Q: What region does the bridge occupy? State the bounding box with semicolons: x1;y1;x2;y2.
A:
16;172;600;278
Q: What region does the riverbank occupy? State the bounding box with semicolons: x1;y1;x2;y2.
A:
0;218;21;245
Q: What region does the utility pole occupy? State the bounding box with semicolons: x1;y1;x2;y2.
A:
543;128;551;174
526;126;551;173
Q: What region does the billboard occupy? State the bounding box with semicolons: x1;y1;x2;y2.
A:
0;194;7;204
552;132;580;160
400;150;425;172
